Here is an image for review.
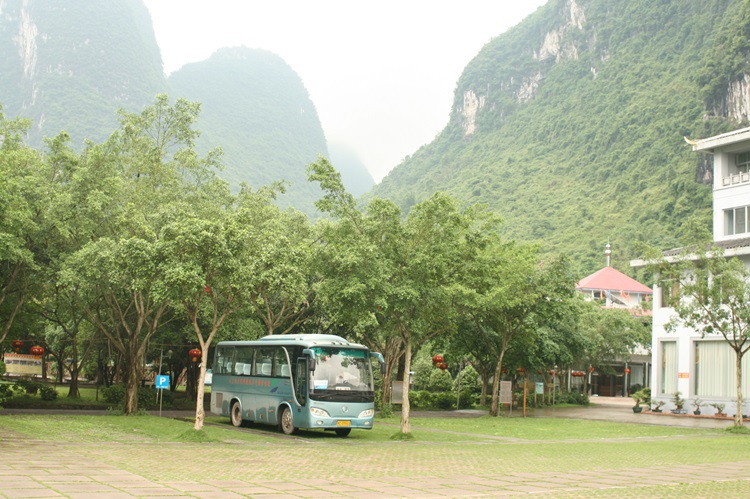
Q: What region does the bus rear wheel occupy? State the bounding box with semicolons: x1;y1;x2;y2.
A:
335;428;351;437
230;401;244;427
279;406;297;435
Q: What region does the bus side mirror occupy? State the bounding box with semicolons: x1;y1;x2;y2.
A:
302;349;316;371
370;352;386;375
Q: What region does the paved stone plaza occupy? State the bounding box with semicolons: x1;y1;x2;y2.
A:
1;399;748;498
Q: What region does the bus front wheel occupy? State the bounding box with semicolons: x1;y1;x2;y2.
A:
230;401;244;427
279;406;297;435
335;428;351;437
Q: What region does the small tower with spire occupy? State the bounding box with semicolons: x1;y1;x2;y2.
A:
605;242;612;267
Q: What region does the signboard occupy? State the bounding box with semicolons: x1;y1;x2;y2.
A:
500;381;513;404
535;382;544;395
155;375;170;389
3;353;43;376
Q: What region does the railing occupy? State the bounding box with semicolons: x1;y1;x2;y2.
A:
722;172;750;187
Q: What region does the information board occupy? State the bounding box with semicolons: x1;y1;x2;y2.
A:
500;380;513;404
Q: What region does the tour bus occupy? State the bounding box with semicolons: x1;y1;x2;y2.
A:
210;334;385;436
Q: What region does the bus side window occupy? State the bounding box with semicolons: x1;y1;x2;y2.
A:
274;348;290;377
216;347;234;374
235;346;253;376
257;347;273;376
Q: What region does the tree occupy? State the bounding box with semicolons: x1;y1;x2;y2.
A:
309;158;404;406
239;187;317;335
463;235;575;416
61;95;216;414
309;159;475;433
161;210;244;430
0;109;38;344
574;298;649;396
650;240;750;427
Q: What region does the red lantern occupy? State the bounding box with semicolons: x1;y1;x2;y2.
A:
188;348;202;362
11;339;23;352
501;368;508;374
516;367;525;375
624;368;631;374
548;370;556;376
30;345;45;356
432;354;444;364
589;366;595;372
205;285;211;294
438;362;448;370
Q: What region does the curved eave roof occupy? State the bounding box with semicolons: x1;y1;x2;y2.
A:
576;266;652;294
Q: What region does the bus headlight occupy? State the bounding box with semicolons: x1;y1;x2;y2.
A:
358;409;374;418
310;407;330;418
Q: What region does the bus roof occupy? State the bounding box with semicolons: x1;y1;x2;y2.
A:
216;334;367;349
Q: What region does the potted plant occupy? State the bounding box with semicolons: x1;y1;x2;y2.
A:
652;400;666;413
631;392;643;413
709;402;726;417
631;388;649;413
671;391;685;414
691;397;704;415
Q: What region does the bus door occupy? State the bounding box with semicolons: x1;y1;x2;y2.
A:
295;358;309;406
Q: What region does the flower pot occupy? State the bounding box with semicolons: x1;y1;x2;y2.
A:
693;410;701;415
632;406;643;413
653;409;662;413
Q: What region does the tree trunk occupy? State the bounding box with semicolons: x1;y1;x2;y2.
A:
194;351;208;431
123;359;141;414
480;378;488;407
735;350;744;427
400;339;412;434
67;341;80;398
490;353;505;417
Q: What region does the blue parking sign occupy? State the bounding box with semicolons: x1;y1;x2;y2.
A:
156;375;170;389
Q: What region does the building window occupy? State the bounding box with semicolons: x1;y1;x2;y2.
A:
660;341;677;395
695;341;750;398
660;280;679;308
736;152;750;173
724;206;749;236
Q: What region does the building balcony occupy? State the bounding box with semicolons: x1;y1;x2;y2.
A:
721;172;750;187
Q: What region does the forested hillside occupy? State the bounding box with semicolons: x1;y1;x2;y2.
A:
371;0;750;275
167;48;329;214
0;1;371;216
0;0;164;147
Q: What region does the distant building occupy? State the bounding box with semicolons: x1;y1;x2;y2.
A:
576;244;653;396
632;128;750;416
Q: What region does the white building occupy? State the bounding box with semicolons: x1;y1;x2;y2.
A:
632;128;750;416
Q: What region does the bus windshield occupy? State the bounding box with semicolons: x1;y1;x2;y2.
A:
309;347;374;402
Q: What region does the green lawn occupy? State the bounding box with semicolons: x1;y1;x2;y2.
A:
1;412;749;494
0;412;727;445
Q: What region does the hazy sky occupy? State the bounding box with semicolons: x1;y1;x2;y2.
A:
143;1;547;182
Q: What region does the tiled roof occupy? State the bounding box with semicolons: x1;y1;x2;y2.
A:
576;266;653;294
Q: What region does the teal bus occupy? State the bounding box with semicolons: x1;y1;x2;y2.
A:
210;334;385;436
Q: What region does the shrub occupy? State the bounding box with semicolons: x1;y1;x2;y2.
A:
426;369;453;392
39;385;58;401
101;384;172;409
379;402;394;418
0;383;15;402
14;379;41;395
431;392;455;410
